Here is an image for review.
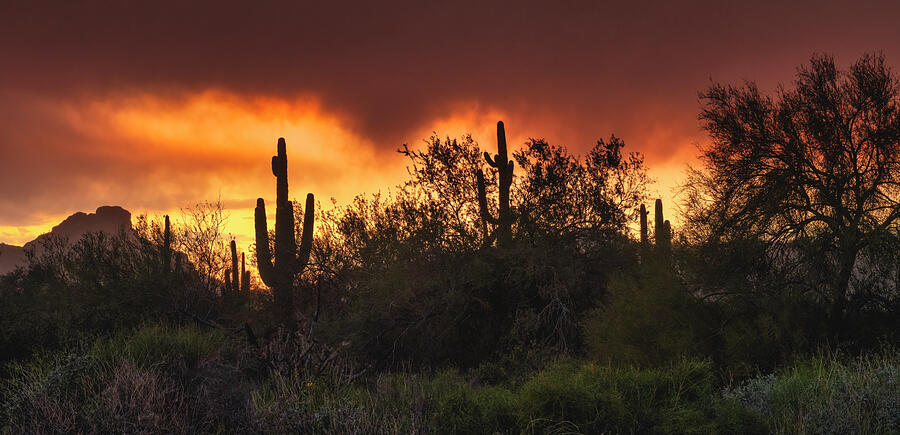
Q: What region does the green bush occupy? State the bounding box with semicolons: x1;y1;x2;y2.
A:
584;264;708;368
2;324;249;433
725;351;900;434
428;358;764;434
517;360;624;432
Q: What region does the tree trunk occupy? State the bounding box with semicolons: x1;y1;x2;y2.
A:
830;246;859;336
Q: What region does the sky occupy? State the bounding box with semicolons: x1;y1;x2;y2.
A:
1;0;899;249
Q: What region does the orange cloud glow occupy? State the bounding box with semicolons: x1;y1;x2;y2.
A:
0;90;704;248
0;91;410;248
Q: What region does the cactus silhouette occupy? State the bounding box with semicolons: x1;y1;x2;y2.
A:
639;204;649;247
161;215;172;273
254;138;315;324
636;199;671;261
241;253;250;292
224;239;247;295
476;121;516;246
653;198;671;255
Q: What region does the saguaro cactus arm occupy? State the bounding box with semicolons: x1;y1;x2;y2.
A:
654;199;665;243
229;240;239;293
241;253;250;292
476;170;499;225
652;198;672;254
254;198;277;286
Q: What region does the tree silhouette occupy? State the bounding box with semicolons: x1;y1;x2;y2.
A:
685;53;900;333
513;135;649;242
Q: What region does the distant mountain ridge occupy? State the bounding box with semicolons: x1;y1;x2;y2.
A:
0;206;132;274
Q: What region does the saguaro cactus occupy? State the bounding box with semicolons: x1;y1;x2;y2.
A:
161;215;172;272
224;241;251;295
224;240;242;295
241;253;250;292
653;198;671;254
476;121;516;246
639;204;649;247
637;199;672;262
255;138;315;324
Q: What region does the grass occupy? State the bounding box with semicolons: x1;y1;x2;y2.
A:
89;324;226;369
725;349;900;434
1;325;897;434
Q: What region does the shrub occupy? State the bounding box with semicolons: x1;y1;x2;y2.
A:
584;264;708;368
1;324;240;434
725;351;900;434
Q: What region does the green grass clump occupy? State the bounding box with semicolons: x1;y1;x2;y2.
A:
725;350;900;434
419;358;766;434
89;324;225;369
1;324;234;433
511;358;765;434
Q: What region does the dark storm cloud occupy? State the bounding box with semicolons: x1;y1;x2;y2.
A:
3;0;897;145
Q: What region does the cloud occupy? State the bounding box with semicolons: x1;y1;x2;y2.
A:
0;90;402;227
4;1;898;146
1;0;898;242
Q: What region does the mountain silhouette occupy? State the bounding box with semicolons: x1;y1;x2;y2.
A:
0;206;132;274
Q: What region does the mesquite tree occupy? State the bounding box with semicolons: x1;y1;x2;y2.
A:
685;53;900;333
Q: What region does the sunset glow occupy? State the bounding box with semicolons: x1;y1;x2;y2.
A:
2;1;897;247
0;92;700;248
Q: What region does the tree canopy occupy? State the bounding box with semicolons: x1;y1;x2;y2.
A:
684;53;900;332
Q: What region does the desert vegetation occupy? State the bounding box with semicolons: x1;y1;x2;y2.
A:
1;54;899;434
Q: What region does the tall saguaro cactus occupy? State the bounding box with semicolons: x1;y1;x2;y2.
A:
476;121;516;246
255;138;315;324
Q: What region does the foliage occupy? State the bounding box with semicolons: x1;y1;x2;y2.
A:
514;135;650;241
724;350;900;434
584;263;708;367
684;53;900;333
177;199;231;297
89;324;225;369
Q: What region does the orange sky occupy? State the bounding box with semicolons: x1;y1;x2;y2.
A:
1;1;898;248
0;90;697;248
